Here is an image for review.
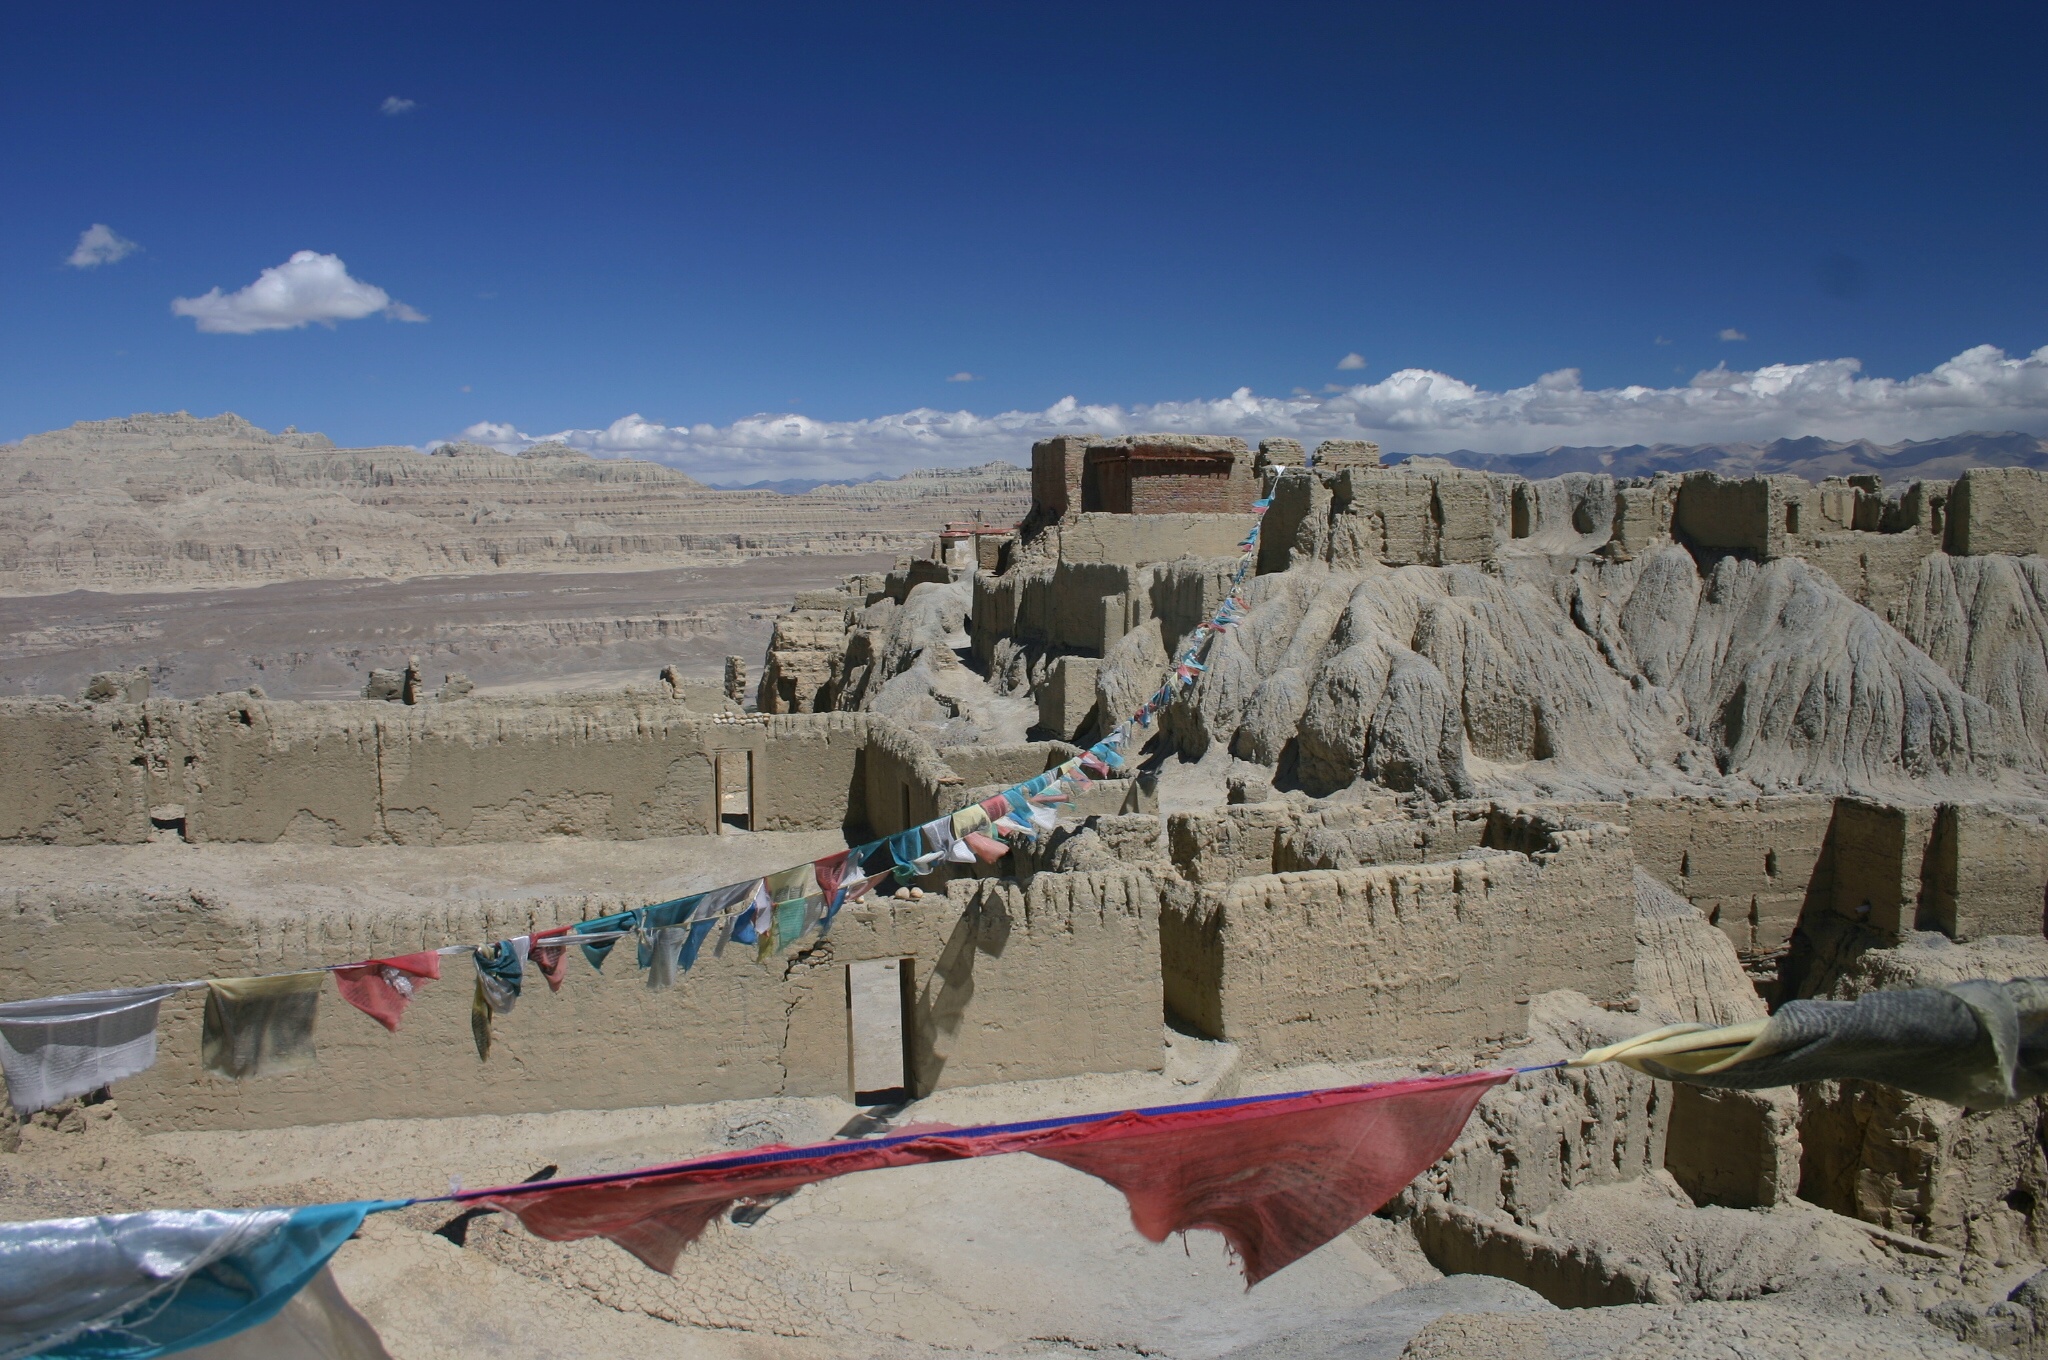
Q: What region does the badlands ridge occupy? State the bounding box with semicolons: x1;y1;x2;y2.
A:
0;411;1029;591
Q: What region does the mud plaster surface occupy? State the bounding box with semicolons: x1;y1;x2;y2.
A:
0;829;850;921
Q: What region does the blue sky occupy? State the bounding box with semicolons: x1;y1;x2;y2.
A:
6;1;2046;481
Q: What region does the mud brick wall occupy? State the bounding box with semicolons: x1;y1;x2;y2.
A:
935;740;1077;791
1160;812;1634;1066
1128;460;1246;514
1030;435;1089;520
0;870;1163;1132
1625;794;1834;954
1949;467;2048;556
0;697;867;845
1672;471;1792;557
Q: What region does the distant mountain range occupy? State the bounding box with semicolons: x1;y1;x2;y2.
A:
1399;430;2048;483
736;429;2048;491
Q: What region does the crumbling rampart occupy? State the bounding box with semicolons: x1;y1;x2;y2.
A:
0;697;869;845
1160;804;1635;1066
1623;794;1834;955
968;541;1245;660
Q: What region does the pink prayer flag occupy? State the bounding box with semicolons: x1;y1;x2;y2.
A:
464;1069;1508;1284
813;849;854;899
333;951;441;1032
530;925;574;992
962;831;1009;863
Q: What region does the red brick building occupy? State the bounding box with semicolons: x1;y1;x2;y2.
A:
1029;435;1257;520
1080;440;1256;515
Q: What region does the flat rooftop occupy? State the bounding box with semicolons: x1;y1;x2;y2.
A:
0;829;850;921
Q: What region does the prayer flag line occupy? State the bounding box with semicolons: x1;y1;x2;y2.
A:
12;976;2034;1359
0;1064;1517;1357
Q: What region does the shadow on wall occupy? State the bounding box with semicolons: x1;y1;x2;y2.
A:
909;891;1013;1096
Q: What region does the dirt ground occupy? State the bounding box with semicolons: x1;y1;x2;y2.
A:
0;1037;1560;1360
0;553;895;701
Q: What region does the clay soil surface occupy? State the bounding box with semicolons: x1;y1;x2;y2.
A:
0;1040;1553;1360
0;553;894;701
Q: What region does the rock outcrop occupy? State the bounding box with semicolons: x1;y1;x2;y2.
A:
1901;552;2048;762
1091;546;2013;804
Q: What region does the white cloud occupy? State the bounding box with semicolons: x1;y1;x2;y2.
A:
171;251;427;334
447;343;2048;484
67;224;139;268
381;96;416;115
946;371;980;382
457;421;524;446
1654;336;1671;346
1719;328;1748;342
1337;352;1367;370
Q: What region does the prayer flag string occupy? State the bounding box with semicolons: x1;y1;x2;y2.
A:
0;1064;1524;1357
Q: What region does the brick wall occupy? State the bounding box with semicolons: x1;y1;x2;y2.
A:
1083;444;1255;515
1130;463;1241;513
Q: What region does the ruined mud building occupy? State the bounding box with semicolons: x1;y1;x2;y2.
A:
12;433;2048;1335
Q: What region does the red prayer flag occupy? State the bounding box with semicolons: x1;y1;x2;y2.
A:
813;850;853;899
462;1069;1508;1284
332;951;442;1032
530;925;574;992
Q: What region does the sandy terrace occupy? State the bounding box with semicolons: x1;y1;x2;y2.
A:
0;553;895;701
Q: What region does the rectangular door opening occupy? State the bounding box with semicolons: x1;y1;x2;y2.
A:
714;751;755;833
846;957;913;1106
